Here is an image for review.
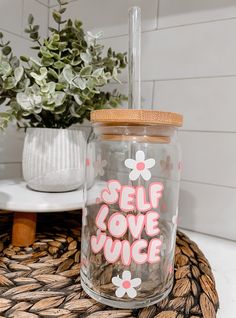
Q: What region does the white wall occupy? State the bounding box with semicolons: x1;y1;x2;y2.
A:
1;0;235;240
0;0;48;179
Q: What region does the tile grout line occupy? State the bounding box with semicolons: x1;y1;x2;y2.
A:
101;15;236;41
35;0;50;8
157;15;236;31
181;178;236;190
0;27;31;42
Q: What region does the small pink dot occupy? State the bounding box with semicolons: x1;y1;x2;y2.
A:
86;159;90;167
122;280;131;289
115;220;120;226
96;197;101;203
136;162;145;171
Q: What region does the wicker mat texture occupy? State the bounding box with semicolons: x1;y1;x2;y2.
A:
0;211;219;318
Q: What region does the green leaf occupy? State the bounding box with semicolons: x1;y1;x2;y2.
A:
53;11;61;24
80;52;91;64
4;77;16;90
40;47;54;59
28;14;34;25
48;27;58;33
2;46;12;56
52;34;60;42
0;32;3;39
20;56;30;62
72;77;86;90
59;8;66;14
30;32;39;40
30;57;42;67
0;61;11;76
32;25;39;32
80;66;92;77
57;0;68;5
14;66;24;83
48;68;58;79
62;65;74;83
54;60;65;69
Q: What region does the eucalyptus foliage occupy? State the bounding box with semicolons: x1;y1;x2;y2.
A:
0;0;127;129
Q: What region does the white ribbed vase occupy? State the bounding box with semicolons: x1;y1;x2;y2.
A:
23;128;86;192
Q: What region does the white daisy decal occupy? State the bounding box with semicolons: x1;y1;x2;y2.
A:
95;154;107;177
125;150;155;181
112;270;141;299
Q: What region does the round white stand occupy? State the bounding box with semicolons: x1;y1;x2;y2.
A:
0;179;103;247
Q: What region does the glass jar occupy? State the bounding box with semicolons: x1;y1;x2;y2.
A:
81;109;183;309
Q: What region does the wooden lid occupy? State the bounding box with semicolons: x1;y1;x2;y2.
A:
91;109;183;127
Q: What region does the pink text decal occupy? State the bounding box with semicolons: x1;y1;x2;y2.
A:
91;180;164;265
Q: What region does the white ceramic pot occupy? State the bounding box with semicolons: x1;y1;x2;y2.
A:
22;128;86;192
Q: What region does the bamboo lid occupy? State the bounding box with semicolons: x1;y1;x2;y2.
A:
91;109;183;127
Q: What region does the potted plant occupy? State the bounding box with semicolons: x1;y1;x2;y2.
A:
0;0;127;192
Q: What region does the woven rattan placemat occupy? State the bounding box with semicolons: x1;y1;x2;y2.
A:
0;211;219;318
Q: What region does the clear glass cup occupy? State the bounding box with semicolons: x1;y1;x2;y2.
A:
81;109;183;309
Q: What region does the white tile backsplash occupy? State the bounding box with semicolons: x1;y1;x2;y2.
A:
153;77;236;132
23;0;49;38
0;163;22;179
101;19;236;81
0;125;25;164
49;0;158;37
0;0;23;35
105;81;154;109
179;181;236;240
180;131;236;188
158;0;236;29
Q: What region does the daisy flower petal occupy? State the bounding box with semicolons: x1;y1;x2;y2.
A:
135;150;145;162
131;278;141;288
141;169;151;181
125;158;136;169
122;270;131;280
145;158;155;169
115;287;126;298
127;287;137;299
129;169;140;181
112;276;122;287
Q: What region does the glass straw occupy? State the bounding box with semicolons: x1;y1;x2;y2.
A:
128;7;141;110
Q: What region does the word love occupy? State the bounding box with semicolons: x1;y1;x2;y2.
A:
101;180;164;212
95;205;160;239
